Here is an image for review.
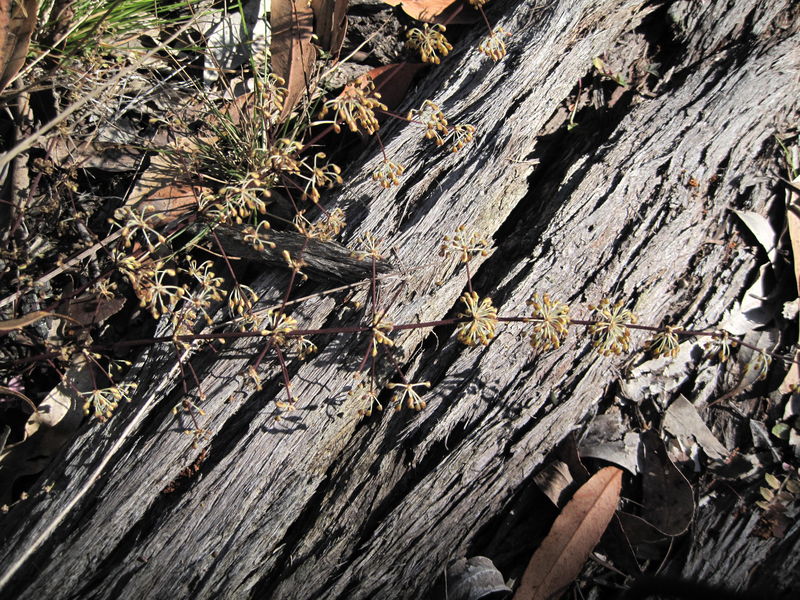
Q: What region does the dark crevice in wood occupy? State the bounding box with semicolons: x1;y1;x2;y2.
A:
167;373;287;486
74;498;163;599
247;472;333;599
472;470;558;576
480;75;648;294
353;416;473;537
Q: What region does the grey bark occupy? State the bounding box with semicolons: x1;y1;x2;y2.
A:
1;0;799;598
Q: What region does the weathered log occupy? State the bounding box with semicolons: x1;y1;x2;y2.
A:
1;0;799;598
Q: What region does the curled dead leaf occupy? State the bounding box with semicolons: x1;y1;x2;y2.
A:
124;150;209;228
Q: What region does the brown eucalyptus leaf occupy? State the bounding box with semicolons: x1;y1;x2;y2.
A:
271;0;316;117
64;294;126;329
382;0;479;24
615;510;670;562
0;310;52;333
599;513;642;575
0;0;37;92
0;356;89;504
514;466;622;600
311;0;348;55
0;1;8;74
47;136;142;172
125;150;208;227
614;510;663;547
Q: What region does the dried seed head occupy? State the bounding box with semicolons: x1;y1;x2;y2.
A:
645;325;680;358
387;381;431;411
440;224;491;263
478;27;511;62
372;160;405;188
319;75;387;135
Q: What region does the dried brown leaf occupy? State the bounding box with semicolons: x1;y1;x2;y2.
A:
366;62;426;110
0;0;37;92
0;310;52;333
382;0;478;24
311;0;348;55
514;466;623;600
0;355;89;504
64;294;126;329
0;1;8;77
125;151;208;227
271;0;317;117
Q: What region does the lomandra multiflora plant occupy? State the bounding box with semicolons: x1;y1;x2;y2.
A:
2;0;790;448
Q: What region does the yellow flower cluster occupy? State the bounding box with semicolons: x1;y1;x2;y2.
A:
478;27;511;62
318;76;387;135
588;298;637;356
372;160;406;188
440;224;491;263
527;293;570;351
408;100;449;146
456;292;498;346
407;24;453;65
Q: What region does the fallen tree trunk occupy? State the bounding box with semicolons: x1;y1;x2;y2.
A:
1;0;799;598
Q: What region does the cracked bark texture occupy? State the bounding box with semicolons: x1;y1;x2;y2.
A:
1;0;799;598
